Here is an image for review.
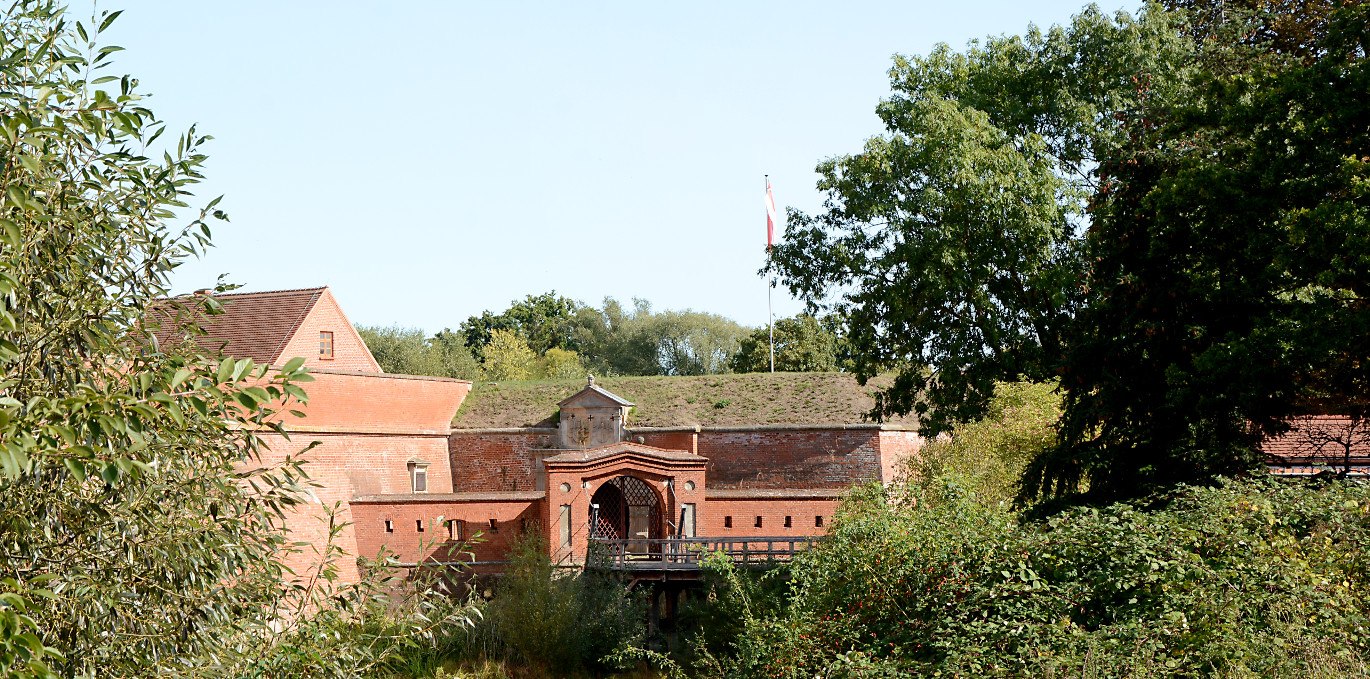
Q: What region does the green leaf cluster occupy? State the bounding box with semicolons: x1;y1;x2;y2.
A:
697;478;1370;677
768;0;1370;503
0;3;480;675
730;314;845;374
356;324;482;380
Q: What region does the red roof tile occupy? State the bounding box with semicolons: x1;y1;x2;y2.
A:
1262;415;1370;468
151;287;325;364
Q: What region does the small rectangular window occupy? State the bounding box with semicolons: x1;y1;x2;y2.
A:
559;505;572;548
416;519;424;533
384;519;393;533
410;464;428;493
784;515;792;528
724;515;732;529
446;519;460;541
815;515;824;528
319;331;334;360
488;518;499;533
755;516;763;528
453;519;465;541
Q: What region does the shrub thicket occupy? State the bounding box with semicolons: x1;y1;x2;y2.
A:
695;477;1370;677
450;532;646;677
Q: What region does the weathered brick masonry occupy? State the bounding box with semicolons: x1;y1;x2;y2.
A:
182;287;937;579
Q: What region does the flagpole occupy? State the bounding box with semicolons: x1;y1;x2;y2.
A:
766;175;775;373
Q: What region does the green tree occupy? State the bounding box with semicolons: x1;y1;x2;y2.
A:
651;309;749;376
767;5;1192;435
356;324;481;380
1024;1;1370;501
0;3;317;674
462;291;583;359
573;297;663;376
539;347;587;379
573;298;750;376
481;328;538;381
731;314;840;373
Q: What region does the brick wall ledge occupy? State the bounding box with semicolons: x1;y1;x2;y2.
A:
351;491;546;503
705;488;847;500
449;427;560;434
628;423;921;433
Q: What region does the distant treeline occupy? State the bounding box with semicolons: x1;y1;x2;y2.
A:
356;292;854;381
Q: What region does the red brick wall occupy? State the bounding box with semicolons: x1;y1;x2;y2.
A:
278;288;381;372
878;430;925;483
544;461;706;564
351;499;543;565
700;497;841;537
634;430;697;454
282;371;469;435
448;430;557;492
253;431;452;583
696;428;882;489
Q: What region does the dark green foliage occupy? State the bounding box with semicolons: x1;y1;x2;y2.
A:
730;314;841;374
461;292;584;359
698;478;1370;677
573;298;750;377
767;6;1192;436
1030;1;1370;501
357;325;482;380
770;0;1370;503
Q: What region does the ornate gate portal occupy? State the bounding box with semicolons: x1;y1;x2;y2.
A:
589;475;663;550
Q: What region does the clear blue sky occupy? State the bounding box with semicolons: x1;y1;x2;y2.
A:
103;1;1133;333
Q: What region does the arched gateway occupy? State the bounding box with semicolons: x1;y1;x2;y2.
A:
589;475;664;544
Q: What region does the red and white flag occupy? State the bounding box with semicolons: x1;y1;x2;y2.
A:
764;177;780;248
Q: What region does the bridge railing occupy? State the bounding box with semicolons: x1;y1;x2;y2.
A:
586;536;821;571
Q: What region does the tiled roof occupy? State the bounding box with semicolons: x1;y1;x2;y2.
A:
559;382;634;407
151;287;325;364
1262;415;1370;468
543;441;706;465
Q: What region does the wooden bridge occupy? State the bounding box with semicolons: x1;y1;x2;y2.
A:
586;536;820;580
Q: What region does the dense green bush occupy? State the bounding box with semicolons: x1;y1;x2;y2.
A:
456;532;646;676
697;478;1370;677
902;381;1061;509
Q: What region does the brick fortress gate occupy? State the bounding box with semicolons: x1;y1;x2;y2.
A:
351;376;926;577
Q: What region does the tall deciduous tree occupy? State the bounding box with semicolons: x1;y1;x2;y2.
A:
769;0;1369;503
1025;1;1370;500
731;314;841;373
461;291;583;359
0;3;322;675
768;6;1191;435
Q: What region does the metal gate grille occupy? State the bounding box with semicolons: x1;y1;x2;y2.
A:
589;475;662;542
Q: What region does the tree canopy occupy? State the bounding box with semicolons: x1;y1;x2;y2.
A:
768;1;1369;502
731;314;843;373
356;324;482;380
0;4;474;675
0;3;315;674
